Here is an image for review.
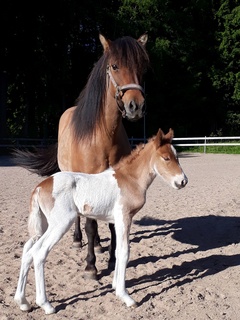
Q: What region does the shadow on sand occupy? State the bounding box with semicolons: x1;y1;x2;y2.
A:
127;214;240;304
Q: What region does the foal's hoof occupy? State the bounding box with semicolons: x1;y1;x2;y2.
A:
19;303;32;312
94;244;104;254
72;240;83;248
130;301;138;309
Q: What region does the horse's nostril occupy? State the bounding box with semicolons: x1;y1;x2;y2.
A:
129;101;137;111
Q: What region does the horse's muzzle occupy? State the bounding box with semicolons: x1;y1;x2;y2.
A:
124;100;145;121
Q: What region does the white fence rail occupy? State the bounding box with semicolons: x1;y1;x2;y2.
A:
1;136;240;154
173;136;240;153
129;136;240;153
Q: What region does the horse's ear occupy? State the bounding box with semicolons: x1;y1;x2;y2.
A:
138;32;148;46
99;34;111;51
155;128;164;148
166;128;174;142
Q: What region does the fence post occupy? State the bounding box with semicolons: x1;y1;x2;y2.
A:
204;136;206;153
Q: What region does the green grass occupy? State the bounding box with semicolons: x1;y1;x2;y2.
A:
176;145;240;154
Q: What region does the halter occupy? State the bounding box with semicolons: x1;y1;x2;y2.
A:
106;65;145;117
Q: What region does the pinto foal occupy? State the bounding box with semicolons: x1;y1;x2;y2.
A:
14;128;188;314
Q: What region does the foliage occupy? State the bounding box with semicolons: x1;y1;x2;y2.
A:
0;0;239;140
177;144;240;154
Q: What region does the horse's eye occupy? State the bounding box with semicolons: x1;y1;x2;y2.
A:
111;64;118;71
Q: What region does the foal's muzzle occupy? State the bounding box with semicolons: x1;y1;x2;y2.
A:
174;177;188;189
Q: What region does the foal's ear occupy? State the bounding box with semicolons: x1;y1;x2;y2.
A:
155;128;164;148
165;128;174;142
138;32;148;46
99;34;111;51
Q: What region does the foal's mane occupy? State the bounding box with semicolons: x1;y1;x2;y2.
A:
114;131;173;169
71;36;149;141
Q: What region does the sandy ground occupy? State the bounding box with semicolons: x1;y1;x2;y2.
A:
0;153;240;320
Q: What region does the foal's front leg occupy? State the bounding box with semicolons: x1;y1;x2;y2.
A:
112;217;136;307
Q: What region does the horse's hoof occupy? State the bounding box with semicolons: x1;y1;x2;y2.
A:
94;244;104;254
83;270;98;280
72;241;83;248
108;261;115;271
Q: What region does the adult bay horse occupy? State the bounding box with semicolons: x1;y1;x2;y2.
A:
14;128;188;314
13;33;149;280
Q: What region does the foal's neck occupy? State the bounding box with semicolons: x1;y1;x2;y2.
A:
116;141;156;190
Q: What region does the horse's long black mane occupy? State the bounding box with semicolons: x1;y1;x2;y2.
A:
71;36;149;141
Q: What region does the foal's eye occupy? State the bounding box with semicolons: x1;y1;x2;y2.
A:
162;156;170;161
111;64;118;71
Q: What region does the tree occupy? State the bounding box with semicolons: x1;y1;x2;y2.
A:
211;0;240;134
118;0;221;136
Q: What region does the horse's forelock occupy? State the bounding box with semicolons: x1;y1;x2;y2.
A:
110;36;149;75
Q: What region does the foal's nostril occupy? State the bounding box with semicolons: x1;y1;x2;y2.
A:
175;178;188;189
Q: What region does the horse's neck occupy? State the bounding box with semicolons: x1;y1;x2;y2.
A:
57;98;131;172
95;95;131;159
104;95;123;133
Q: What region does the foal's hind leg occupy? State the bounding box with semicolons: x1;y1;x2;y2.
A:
14;238;35;311
33;216;75;314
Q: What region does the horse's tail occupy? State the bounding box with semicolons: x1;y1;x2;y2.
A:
28;187;48;238
12;143;60;177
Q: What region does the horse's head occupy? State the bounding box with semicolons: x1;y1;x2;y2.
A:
152;128;188;189
100;34;149;121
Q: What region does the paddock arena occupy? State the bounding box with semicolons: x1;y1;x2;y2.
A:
0;153;240;319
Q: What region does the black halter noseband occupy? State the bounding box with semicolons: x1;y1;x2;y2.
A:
106;65;145;117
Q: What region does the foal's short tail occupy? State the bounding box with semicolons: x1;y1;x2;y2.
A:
28;188;48;239
12;143;60;177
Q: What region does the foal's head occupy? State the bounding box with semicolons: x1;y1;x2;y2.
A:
100;33;149;121
152;128;188;189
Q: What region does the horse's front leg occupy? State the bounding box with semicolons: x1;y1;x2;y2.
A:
112;217;136;307
108;223;116;270
93;222;104;254
73;216;83;248
84;218;98;279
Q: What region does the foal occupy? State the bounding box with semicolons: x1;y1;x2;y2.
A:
14;128;188;314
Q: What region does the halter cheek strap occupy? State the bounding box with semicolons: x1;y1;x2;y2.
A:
106;65;145;117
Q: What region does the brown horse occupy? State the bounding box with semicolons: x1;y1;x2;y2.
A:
13;33;149;279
